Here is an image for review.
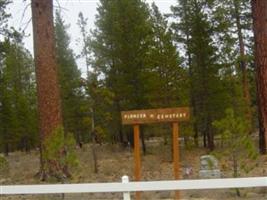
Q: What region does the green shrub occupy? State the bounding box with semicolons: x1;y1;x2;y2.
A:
213;108;258;197
0;154;9;177
43;126;79;179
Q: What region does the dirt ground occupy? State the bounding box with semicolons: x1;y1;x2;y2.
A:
0;139;266;200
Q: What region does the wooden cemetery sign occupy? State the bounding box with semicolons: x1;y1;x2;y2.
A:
121;107;190;125
121;107;190;200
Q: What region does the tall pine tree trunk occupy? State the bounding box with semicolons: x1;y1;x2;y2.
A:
115;99;124;144
258;109;266;154
233;0;252;126
203;131;207;148
31;0;64;178
206;116;214;151
140;127;146;155
251;0;267;154
91;108;98;173
183;0;199;147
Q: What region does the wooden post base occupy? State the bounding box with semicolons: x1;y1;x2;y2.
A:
134;125;141;200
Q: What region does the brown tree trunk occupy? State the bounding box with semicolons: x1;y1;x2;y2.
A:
31;0;64;178
233;0;252;126
115;99;124;144
203;131;207;148
91;109;98;174
251;0;267;154
140;127;146;155
206;116;214;151
91;131;98;174
184;0;199;147
258;109;266;154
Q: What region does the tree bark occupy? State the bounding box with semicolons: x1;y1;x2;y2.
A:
206;116;214;151
91;133;98;173
140;127;146;155
91;109;98;174
31;0;63;177
258;110;266;154
203;131;207;148
115;99;124;144
183;0;199;147
251;0;267;154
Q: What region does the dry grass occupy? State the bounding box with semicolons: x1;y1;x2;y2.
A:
0;140;266;199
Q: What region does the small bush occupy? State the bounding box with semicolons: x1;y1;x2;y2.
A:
43;126;79;179
0;155;9;177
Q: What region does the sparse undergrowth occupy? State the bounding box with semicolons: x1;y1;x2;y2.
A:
1;141;267;200
0;154;9;177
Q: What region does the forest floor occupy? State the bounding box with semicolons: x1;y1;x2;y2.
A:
0;138;267;200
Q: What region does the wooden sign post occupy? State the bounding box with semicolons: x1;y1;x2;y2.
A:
121;107;190;200
133;125;141;200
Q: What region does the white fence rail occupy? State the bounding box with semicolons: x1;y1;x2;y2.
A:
1;176;266;199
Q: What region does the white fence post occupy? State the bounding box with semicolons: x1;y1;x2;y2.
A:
122;175;131;200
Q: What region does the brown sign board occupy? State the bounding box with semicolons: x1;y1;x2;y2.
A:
121;107;190;125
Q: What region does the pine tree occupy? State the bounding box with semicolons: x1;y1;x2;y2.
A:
77;12;91;74
78;11;115;172
77;13;115;142
148;3;187;108
211;0;253;128
0;0;12;154
0;0;11;35
251;0;267;154
171;0;200;146
0;37;37;154
31;0;69;180
145;3;190;145
213;108;257;196
90;0;153;145
171;0;228;150
232;0;252;123
55;11;85;145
